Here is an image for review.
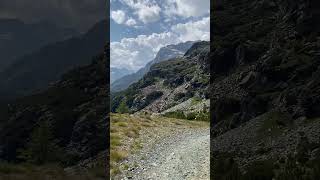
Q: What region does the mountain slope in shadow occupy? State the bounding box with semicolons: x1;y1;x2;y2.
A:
0;48;108;170
210;0;320;179
0;18;77;70
0;20;108;100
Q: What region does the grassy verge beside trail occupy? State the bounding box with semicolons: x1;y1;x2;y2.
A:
110;113;209;178
110;113;152;176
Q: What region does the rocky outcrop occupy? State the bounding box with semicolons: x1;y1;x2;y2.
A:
210;0;320;178
111;41;210;114
111;41;195;92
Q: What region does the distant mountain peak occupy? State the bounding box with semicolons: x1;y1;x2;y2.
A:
111;41;195;92
111;67;134;83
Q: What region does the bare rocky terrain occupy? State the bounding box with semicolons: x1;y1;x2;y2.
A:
210;0;320;179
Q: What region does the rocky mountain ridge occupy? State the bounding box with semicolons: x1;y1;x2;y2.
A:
111;41;195;92
210;0;320;178
111;41;210;115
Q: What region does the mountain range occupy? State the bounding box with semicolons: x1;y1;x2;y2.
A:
0;20;108;100
111;41;195;92
111;67;134;83
0;18;77;71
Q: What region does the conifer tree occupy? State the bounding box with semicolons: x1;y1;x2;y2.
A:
116;100;129;114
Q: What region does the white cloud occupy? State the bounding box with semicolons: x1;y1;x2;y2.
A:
136;5;161;23
111;32;179;71
111;10;126;24
111;16;210;71
125;18;137;26
171;17;210;41
164;0;210;18
111;9;139;26
120;0;161;24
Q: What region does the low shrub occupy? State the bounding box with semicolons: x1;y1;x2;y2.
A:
164;111;210;121
195;112;210;121
164;111;186;119
145;91;163;104
186;112;197;120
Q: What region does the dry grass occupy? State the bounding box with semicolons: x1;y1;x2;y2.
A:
116;122;128;127
110;165;120;177
109;113;209;178
110;113;147;177
124;130;138;138
110;113;160;177
141;122;153;127
131;141;143;153
110;133;122;147
110;150;128;162
174;121;184;125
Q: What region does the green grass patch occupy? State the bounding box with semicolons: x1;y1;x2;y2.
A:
164;111;210;121
191;97;202;105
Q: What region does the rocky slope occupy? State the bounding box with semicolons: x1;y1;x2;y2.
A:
0;46;108;177
0;20;108;100
111;41;195;92
210;0;320;178
111;41;210;114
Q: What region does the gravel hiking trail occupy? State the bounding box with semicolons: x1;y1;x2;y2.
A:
121;124;210;180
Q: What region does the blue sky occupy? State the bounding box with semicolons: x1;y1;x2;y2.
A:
110;0;210;72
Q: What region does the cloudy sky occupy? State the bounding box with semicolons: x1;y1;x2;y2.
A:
111;0;210;72
0;0;106;32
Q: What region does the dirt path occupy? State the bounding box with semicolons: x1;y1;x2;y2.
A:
121;123;210;180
